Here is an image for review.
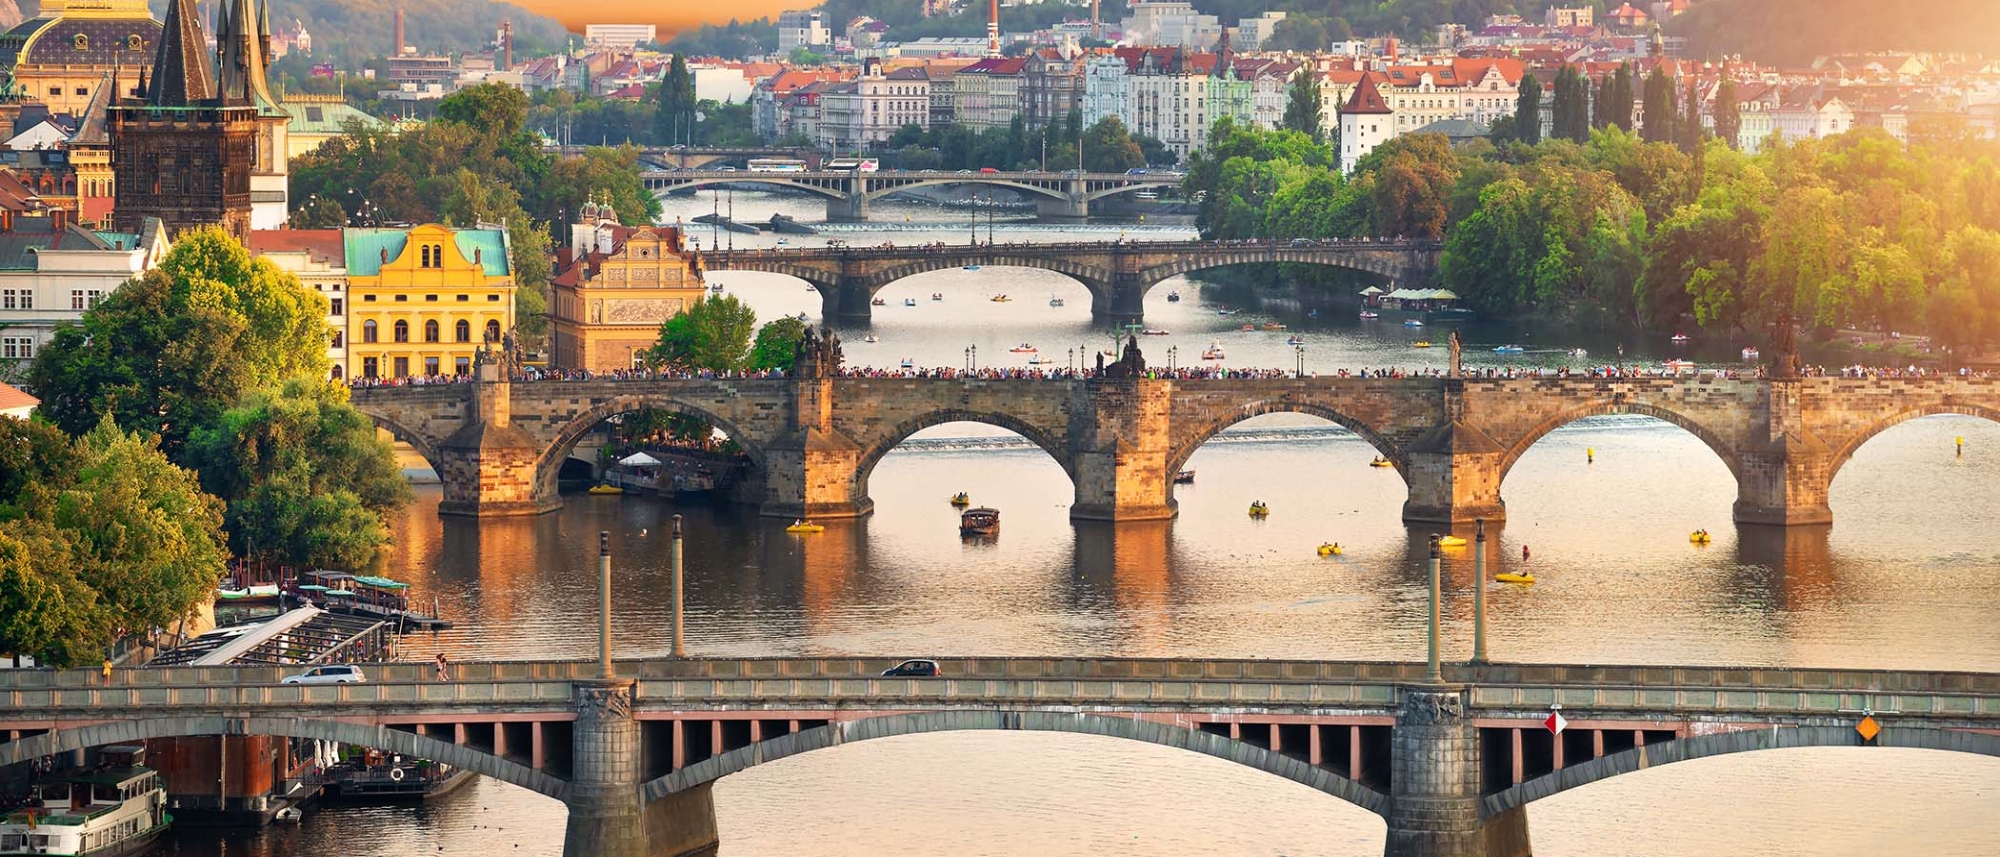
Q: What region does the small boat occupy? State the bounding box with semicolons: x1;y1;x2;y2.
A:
1568;348;1589;358
1167;291;1181;302
932;293;944;301
805;284;817;292
1493;345;1525;354
1689;530;1713;544
1358;310;1379;319
871;297;887;306
1741;347;1761;360
959;506;1000;536
1142;328;1171;336
1494;572;1536;584
1202;342;1225;360
1028;355;1054;365
1135;191;1160;200
1216;308;1239;315
710;282;724;292
1248;502;1270;518
1240;323;1256;332
1404;319;1425;327
275;807;304;824
794;312;811;322
863;334;879;343
963;265;982;271
1049;295;1064;307
587;483;624;496
1436;535;1468;548
904;298;917;306
1009;343;1037;353
1663;359;1697;374
1369;457;1393;468
1411;341;1433;348
899;358;914;369
1262;322;1287;331
1173;469;1196;484
1318;542;1343;557
216;582;282;601
950;492;971;506
1671;333;1691;343
1286;335;1305;346
775;238;790;245
785;520;825;534
991;294;1010;302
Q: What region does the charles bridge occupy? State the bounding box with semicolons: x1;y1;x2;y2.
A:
702;239;1442;323
644;169;1187;223
4;656;1997;857
347;352;2000;526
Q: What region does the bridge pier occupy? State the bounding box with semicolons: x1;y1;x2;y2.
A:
1088;273;1148;326
1385;688;1530;857
1070;377;1178;522
823;276;875;324
439;365;561;517
762;376;875;519
1036;193;1088;220
826;192;868;223
1400;421;1507;526
1732;380;1835;526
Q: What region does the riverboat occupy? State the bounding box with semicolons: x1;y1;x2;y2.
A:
1202;342;1226;360
323;753;474;802
1009;343;1037;353
1173;470;1196;484
959;507;1000;536
904;298;917;306
0;745;170;857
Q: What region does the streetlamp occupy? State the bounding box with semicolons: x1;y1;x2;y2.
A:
1295;345;1306;378
1168;345;1177;372
964;346;971;372
970;344;977;371
1067;347;1074;372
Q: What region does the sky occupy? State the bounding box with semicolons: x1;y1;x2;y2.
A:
522;0;804;40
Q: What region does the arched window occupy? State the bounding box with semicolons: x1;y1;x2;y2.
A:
434;244;446;266
393;320;409;342
330;365;344;380
73;33;87;51
423;319;440;342
362;319;378;343
485;320;501;343
455;319;471;342
330;331;344;348
420;246;432;267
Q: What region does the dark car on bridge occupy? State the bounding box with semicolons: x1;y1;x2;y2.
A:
881;659;941;677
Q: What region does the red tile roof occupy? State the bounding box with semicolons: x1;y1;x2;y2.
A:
0;382;39;414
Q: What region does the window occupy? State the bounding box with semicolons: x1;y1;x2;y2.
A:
330;330;344;348
87;289;103;308
363;294;376;302
128;34;142;51
420;245;432;267
488;294;500;301
456;294;469;301
362;320;377;343
362;357;378;378
329;298;343;315
393;356;409;377
423;356;440;376
394;295;407;302
2;289;14;309
48;87;60;96
425;294;438;302
455;319;471;342
2;337;33;359
485;320;501;342
455;356;471;375
423;319;439;342
393;320;409;342
330;364;344;380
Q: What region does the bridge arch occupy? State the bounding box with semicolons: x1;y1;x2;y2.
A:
1166;400;1406;479
1136;251;1417;291
1494;401;1744;487
860;258;1110;300
1825;404;2000;485
1482;725;2000;819
863;177;1068;204
640;710;1387;816
853;409;1076;496
533;394;769;499
1082;182;1179;203
355;409;444;474
0;715;567;800
649;176;848;201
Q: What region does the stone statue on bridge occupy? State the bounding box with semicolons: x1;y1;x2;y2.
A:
791;326;844;378
1448;331;1463;378
1098;335;1147;379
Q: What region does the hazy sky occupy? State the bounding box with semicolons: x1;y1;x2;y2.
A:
524;0;806;40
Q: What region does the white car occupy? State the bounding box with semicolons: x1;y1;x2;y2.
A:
282;665;367;685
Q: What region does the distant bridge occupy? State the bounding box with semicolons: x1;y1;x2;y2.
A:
644;168;1183;221
5;657;1996;857
546;144;820;170
705;239;1441;322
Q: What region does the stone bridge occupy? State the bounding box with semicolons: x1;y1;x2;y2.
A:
348;369;2000;525
547;145;821;170
645;169;1184;222
705;239;1440;323
4;657;1996;857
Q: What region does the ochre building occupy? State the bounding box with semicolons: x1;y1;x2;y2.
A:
549;200;707;371
345;223;514;380
0;0;161;116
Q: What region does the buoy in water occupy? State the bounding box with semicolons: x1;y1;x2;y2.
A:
1958;435;1965;457
1586;447;1594;463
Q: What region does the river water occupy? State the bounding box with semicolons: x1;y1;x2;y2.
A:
152;192;2000;856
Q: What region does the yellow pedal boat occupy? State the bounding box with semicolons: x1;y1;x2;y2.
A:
1318;543;1343;556
950;493;971;506
1689;531;1712;544
587;484;623;495
1248;504;1270;518
1494;572;1536;584
785;521;825;534
1436;535;1468;547
1369;458;1394;467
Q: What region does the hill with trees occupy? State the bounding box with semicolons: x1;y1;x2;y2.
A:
1668;0;2000;67
72;0;575;64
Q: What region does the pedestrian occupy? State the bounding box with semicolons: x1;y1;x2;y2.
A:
435;652;450;682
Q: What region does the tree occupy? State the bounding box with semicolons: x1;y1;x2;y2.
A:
1641;68;1677;144
1281;66;1324;142
1713;78;1741;149
1552;66;1590;144
1609;62;1636;132
648;295;759;372
1514;74;1543;145
187;380;412;570
290;197;346;228
1080;116;1146;172
748;316;808;372
29;229;329;462
1678;81;1706;154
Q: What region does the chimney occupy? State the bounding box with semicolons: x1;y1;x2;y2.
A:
987;0;999;58
51;207;67;232
503;20;513;69
394;8;404;57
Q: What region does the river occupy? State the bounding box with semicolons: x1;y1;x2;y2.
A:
150;191;2000;856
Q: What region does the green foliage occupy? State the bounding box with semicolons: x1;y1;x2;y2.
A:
1514;74;1542;145
251;0;570;65
649;294;760;372
1551;66;1589;144
1641;67;1677;144
656;56;698;146
1713;78;1742;150
187;380;412;570
29;229;329;461
1282;66;1324;142
661;18;778;60
291;196;347;228
749;317;808;372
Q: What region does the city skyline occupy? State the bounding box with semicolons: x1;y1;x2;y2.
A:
530;0;804;41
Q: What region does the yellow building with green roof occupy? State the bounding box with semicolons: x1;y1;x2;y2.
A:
344;223;514;380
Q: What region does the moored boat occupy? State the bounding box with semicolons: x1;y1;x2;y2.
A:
1173;469;1195;484
1741;347;1760;360
0;745;170;857
587;483;623;495
1358;310;1379;319
959;507;1000;536
1167;291;1181;302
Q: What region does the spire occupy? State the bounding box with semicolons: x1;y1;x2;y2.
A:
216;0;279;110
1342;72;1392;115
146;0;216;106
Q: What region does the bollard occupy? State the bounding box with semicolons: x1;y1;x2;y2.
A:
671;515;686;658
598;531;613;679
1427;534;1442;683
1472;519;1488;664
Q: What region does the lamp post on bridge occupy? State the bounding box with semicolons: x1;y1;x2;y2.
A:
1294;345;1305;379
1426;534;1442;683
1168;345;1177;372
1068;348;1074;373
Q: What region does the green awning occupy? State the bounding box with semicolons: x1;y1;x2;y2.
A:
352;576;410;589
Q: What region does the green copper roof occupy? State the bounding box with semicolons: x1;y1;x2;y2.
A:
344;226;511;278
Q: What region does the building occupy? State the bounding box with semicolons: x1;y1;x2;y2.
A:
777;10;830;53
0;381;36;418
1773;88;1853;141
0;0;163;116
548;200;707;372
583;23;656;49
1338;73;1393;174
817;61;931;150
108;0;287;240
1545;7;1594;27
952;56;1024;131
0;211;166;374
250;228;349;378
343;223;514;380
1021;50;1084;130
280;93;385;160
1121;0;1221;49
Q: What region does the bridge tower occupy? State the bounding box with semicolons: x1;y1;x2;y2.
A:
760;335;873;519
436;359;559;516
